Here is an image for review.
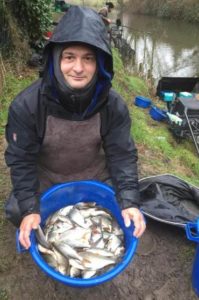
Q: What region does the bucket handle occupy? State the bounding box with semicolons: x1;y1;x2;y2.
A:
185;219;199;242
16;229;29;253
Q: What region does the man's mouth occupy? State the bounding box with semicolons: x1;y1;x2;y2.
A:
70;75;86;80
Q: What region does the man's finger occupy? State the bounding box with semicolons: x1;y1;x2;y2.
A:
19;222;32;249
23;229;31;249
32;221;39;230
19;228;31;249
132;217;141;237
133;220;146;238
122;211;131;227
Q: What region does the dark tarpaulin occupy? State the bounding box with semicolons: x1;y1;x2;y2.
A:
139;174;199;227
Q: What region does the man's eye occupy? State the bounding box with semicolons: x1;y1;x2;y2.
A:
85;56;95;61
63;55;73;60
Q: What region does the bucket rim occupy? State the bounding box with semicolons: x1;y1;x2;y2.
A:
40;180;115;200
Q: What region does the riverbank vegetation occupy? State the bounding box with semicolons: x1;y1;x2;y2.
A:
126;0;199;23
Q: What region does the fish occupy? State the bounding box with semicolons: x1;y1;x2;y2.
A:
70;266;81;278
58;205;73;216
107;235;122;253
93;237;105;249
53;242;83;261
59;227;88;240
42;253;58;269
82;269;96;279
85;248;115;257
35;225;51;249
37;244;53;255
115;246;125;256
79;252;116;270
69;208;90;228
69;258;86;270
37;201;125;278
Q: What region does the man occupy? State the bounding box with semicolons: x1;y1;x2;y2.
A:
5;5;146;249
98;2;114;28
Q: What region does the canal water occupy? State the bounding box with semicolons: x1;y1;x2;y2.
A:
115;13;199;84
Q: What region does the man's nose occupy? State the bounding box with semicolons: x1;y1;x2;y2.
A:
73;59;83;73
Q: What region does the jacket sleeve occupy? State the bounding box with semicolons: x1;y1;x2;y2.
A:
102;92;140;209
5;101;41;217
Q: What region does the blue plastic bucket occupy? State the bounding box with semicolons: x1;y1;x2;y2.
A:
149;106;167;121
17;181;138;287
134;96;152;108
185;219;199;297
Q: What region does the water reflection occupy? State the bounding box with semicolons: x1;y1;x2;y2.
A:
119;14;199;83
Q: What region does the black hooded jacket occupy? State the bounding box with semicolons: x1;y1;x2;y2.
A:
5;6;140;218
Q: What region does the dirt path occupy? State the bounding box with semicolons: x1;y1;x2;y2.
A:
0;136;198;300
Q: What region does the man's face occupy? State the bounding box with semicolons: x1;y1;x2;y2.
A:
60;44;97;89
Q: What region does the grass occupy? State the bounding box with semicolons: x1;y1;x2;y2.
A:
112;48;150;103
0;289;9;300
0;71;37;134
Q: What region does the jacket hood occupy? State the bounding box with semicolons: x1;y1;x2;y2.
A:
44;5;113;76
41;5;114;119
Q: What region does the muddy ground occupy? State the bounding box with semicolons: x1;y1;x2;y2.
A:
0;137;198;300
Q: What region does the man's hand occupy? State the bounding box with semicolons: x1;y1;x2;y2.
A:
122;207;146;238
19;214;41;249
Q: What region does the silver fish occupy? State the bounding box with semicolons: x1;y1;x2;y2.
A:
37;244;54;255
53;247;69;267
58;205;73;216
57;264;69;275
82;269;96;279
115;246;125;256
93;237;105;249
78;208;97;218
43;253;58;269
45;210;61;226
107;235;122;253
38;202;125;278
53;242;83;261
35;225;51;249
76;202;96;208
79;252;116;270
69;208;90;228
70;266;81;278
59;227;91;243
69;259;87;270
85;248;115;257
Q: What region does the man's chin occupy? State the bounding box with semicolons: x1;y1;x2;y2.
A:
69;81;87;89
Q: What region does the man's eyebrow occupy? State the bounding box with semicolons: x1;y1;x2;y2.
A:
62;51;75;55
62;50;95;56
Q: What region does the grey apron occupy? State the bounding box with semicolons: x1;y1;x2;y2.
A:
37;113;110;192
